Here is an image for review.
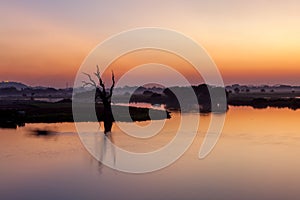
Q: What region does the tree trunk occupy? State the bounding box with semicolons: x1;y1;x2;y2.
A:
103;100;113;134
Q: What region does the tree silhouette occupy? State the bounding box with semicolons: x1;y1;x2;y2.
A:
83;66;115;134
234;87;240;94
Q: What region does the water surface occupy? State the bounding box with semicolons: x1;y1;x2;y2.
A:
1;107;300;200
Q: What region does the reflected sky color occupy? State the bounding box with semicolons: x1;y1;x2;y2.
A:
0;0;299;87
1;107;300;199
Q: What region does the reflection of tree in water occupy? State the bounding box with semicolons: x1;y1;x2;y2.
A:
93;125;116;174
82;66;117;173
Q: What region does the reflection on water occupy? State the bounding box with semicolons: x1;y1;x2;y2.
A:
34;98;64;103
93;131;116;174
27;127;58;138
0;107;300;200
113;102;166;110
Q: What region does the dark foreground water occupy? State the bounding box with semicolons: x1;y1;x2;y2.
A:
1;107;300;200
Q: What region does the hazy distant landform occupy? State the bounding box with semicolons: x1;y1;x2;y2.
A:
1;81;299;109
0;81;299;128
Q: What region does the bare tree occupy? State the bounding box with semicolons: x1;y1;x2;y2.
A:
83;66;115;134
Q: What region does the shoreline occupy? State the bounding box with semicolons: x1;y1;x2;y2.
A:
0;99;171;129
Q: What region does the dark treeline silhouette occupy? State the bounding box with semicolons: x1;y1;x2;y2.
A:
163;84;228;113
130;84;228;113
230;97;300;110
0;86;73;100
129;83;300;112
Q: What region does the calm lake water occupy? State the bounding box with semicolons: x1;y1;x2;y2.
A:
1;106;300;200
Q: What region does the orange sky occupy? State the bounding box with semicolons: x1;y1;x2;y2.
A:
0;1;299;87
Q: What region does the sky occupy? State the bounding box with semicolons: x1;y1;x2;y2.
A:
0;0;299;87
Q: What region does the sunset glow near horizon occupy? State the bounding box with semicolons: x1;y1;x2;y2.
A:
0;0;299;88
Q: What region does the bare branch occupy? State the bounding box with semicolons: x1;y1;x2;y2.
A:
82;81;96;88
82;72;97;88
94;65;106;94
82;66;116;100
